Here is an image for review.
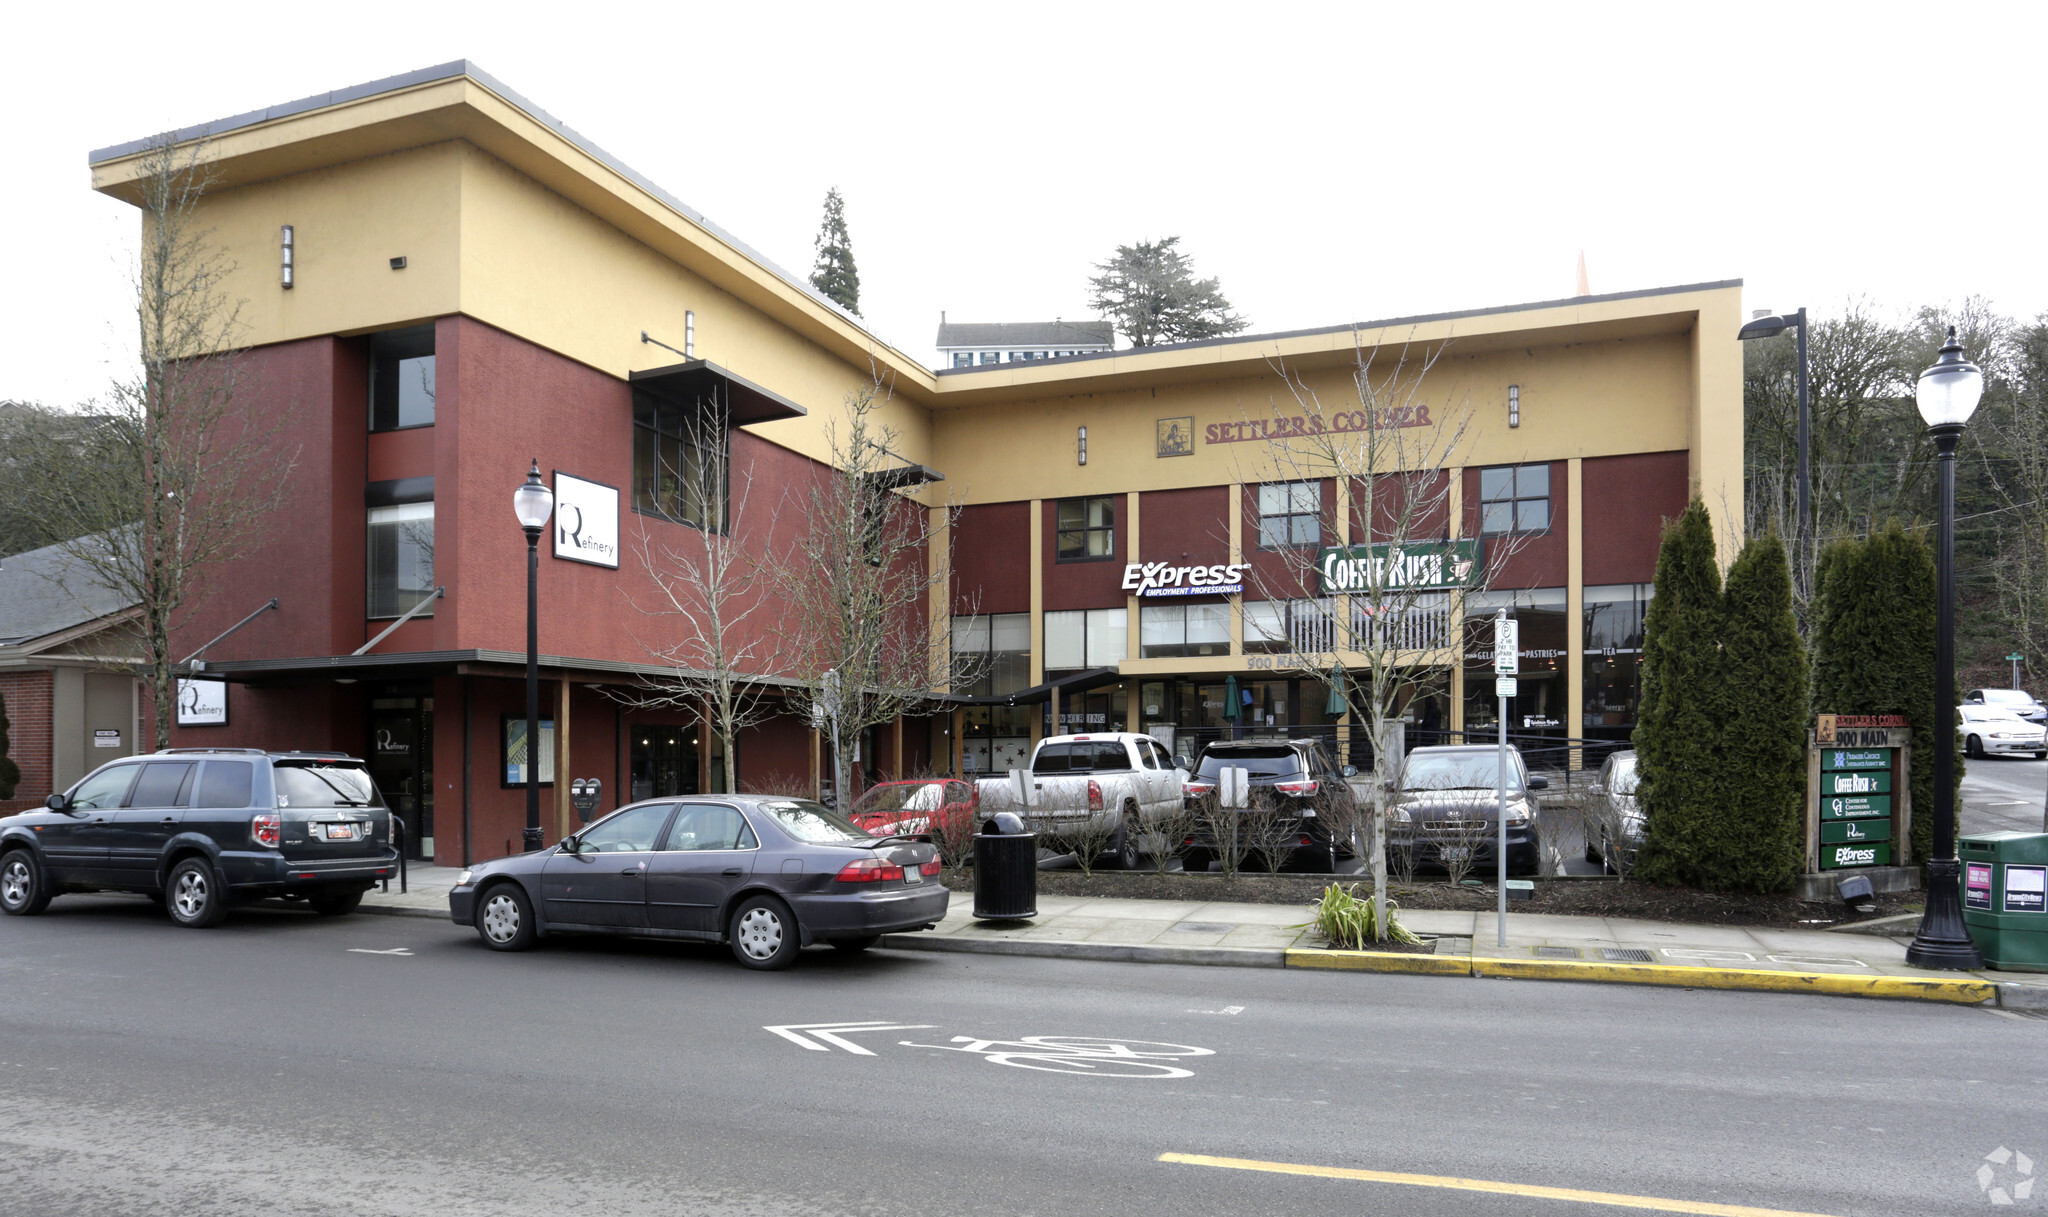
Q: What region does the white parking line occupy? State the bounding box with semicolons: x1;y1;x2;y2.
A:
346;947;414;956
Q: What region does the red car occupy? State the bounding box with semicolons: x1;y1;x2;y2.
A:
847;780;978;842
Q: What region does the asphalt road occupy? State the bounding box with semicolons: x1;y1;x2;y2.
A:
0;897;2041;1217
1962;754;2048;836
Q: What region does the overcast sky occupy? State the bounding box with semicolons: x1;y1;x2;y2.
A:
6;1;2045;408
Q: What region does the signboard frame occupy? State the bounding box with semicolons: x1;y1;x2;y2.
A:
551;470;621;569
1803;725;1912;876
175;678;230;727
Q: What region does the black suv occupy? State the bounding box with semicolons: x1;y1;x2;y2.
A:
0;749;399;927
1180;738;1360;871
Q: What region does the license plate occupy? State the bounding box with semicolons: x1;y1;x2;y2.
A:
903;867;922;884
1440;846;1471;862
321;823;359;841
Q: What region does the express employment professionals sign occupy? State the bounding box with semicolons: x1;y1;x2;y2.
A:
1121;562;1248;597
552;471;619;569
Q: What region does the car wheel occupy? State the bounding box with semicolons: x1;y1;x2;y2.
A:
833;934;881;953
309;888;364;917
2036;751;2047;760
0;849;52;916
165;857;228;928
1966;734;1984;759
476;883;537;951
1112;808;1143;871
1179;848;1213;874
729;894;800;970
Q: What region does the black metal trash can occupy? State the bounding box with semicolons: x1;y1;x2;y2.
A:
973;811;1038;920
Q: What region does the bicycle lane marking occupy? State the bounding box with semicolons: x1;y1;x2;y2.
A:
896;1035;1216;1078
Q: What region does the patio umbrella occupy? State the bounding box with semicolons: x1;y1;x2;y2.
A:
1326;665;1347;716
1222;674;1239;719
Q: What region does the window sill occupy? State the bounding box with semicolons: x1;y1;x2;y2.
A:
369;422;436;435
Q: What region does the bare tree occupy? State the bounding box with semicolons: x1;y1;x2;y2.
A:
1226;335;1529;937
14;135;294;749
772;373;980;807
624;400;779;794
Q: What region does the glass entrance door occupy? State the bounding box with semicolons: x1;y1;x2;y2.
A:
368;694;433;860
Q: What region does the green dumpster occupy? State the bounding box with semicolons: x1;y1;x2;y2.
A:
1959;832;2048;973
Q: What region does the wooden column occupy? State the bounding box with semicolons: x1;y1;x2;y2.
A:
554;677;572;840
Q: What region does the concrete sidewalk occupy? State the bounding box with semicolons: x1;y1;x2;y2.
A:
359;866;2048;1008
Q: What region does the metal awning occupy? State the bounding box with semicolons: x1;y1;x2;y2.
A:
958;667;1123;707
630;360;808;426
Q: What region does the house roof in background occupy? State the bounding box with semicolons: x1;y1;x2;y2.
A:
936;320;1115;348
0;536;138;647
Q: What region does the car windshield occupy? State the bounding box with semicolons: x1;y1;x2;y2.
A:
853;783;946;814
1609;756;1639;795
272;762;383;808
1967;706;2032;723
1197;747;1304;779
1400;752;1522;792
1979;690;2032;704
756;800;873;844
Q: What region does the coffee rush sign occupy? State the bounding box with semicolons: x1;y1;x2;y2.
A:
1317;540;1484;595
1122;562;1249;597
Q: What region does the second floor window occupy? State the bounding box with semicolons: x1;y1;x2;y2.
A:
369;326;435;431
367;503;435;619
1056;497;1115;560
1480;463;1550;534
951;353;973;368
633;390;728;532
1257;481;1321;548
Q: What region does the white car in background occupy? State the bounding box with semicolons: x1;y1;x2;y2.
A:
1962;688;2048;726
1958;703;2048;759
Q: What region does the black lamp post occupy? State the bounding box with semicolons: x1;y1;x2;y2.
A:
513;460;554;852
1906;327;1986;971
1737;308;1811;539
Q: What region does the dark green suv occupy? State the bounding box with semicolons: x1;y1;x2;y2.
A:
0;748;399;927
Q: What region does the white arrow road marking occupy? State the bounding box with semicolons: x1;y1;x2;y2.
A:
346;948;415;956
763;1021;935;1055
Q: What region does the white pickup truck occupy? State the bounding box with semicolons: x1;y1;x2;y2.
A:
974;732;1188;869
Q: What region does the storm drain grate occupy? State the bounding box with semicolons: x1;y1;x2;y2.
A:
1428;937;1471;955
1532;946;1583;960
1599;948;1656;963
1170;922;1234;934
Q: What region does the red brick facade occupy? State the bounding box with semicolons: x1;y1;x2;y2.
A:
0;670;54;813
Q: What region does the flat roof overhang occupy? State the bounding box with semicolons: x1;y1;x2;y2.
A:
956;667;1124;707
630;360;808;426
196;648;810;689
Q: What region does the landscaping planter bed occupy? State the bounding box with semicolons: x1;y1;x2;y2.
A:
941;870;1923;932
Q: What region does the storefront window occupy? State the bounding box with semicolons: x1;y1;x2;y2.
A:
962;705;1032;775
630;725;696;799
1044;607;1126;677
1462;588;1568;740
1584;583;1652;737
367;503;435;619
1058;685;1127;732
1140;602;1230;658
952;612;1030;696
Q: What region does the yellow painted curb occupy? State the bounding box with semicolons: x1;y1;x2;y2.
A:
1286;948;1469;976
1283;948;1995;1004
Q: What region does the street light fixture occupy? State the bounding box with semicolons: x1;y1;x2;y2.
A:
1737;308;1810;539
513;460;554;853
1905;326;1985;971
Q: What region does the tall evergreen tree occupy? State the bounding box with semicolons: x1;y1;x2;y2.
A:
808;187;860;316
1632;500;1725;886
1809;521;1943;868
0;691;19;800
1711;532;1808;891
1087;237;1248;347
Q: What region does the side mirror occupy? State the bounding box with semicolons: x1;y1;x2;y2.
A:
558;836;579;855
45;793;69;811
1175;756;1193;772
1341;765;1359;778
1528;775;1549;791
